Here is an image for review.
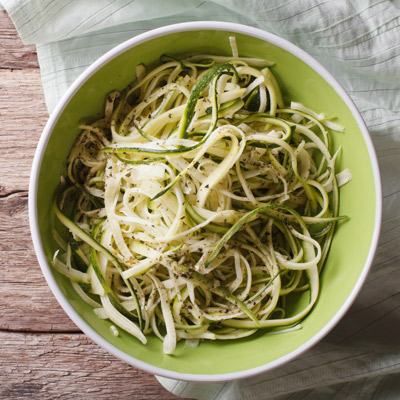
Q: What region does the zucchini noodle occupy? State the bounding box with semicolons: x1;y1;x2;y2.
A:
53;37;351;354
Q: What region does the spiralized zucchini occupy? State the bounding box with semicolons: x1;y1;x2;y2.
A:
53;38;350;354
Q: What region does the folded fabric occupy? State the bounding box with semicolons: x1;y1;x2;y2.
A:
2;0;400;398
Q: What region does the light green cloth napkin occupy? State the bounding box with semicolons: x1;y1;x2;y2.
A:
3;0;400;398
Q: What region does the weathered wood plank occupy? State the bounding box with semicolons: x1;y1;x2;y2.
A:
0;331;191;399
0;67;70;331
0;68;47;194
0;190;79;331
0;11;39;69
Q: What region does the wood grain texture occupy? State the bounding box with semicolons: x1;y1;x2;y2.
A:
0;331;182;400
0;68;47;192
0;10;191;399
0;10;39;69
0;67;75;332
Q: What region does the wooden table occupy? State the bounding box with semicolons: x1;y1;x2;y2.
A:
0;11;191;399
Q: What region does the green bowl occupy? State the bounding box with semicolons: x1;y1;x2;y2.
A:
29;21;381;381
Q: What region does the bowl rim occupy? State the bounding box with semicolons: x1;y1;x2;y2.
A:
29;20;382;382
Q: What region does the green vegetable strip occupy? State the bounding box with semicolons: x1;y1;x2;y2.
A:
53;190;143;329
318;169;340;273
178;265;260;327
184;198;230;234
206;204;320;268
177;63;236;139
89;220;141;322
